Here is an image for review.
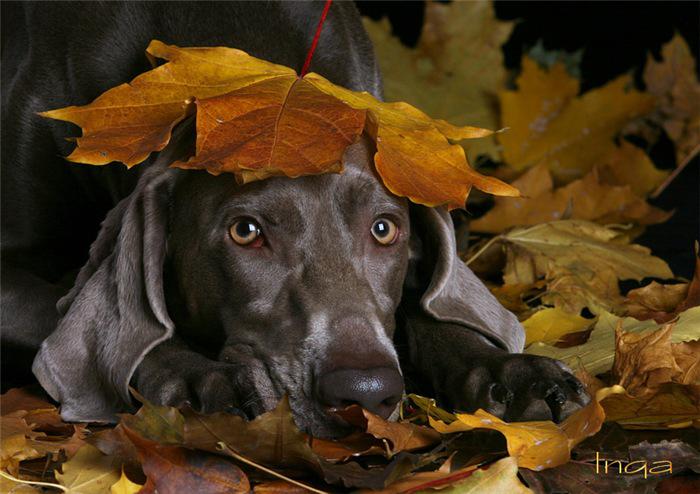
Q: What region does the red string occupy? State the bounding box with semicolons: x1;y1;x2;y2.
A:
300;0;333;77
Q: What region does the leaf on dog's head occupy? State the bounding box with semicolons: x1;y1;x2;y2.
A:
40;40;518;210
171;76;366;182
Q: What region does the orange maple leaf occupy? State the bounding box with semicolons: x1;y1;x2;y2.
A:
40;40;519;209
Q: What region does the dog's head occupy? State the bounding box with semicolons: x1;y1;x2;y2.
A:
33;127;524;436
167;136;409;436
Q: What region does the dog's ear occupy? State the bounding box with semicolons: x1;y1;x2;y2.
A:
406;205;525;353
32;123;193;422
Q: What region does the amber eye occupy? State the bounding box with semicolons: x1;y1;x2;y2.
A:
371;218;399;245
230;219;262;246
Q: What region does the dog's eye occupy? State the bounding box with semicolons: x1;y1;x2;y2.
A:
371;218;399;245
230;219;263;246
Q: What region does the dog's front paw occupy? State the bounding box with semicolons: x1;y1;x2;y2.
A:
440;354;590;423
134;360;256;416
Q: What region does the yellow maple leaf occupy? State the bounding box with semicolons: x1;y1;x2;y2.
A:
597;141;669;197
499;57;655;182
426;392;606;470
110;470;143;494
471;164;671;234
364;0;514;161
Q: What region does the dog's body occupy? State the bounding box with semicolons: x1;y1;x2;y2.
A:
2;1;588;437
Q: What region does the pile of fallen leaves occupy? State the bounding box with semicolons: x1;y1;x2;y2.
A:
3;1;699;493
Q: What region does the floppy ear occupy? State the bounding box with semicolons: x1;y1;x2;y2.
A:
406;205;525;353
32;123;193;422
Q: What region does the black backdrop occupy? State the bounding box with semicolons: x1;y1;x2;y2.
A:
356;1;700;279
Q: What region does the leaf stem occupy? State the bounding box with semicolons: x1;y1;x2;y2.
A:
465;235;502;266
0;469;68;492
216;442;329;494
651;142;700;199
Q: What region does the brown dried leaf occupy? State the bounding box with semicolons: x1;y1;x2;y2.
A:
320;405;440;460
172;77;365;182
123;427;250;494
498;220;673;314
527;308;700;377
623;254;700;323
599;383;700;430
613;323;683;395
644;34;700;165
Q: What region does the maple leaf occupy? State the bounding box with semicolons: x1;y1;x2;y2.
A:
121;395;423;490
312;405;440;461
364;0;514;160
471;164;671;234
492;220;673;314
40;40;518;210
622;253;700;323
598;383;700;430
613;323;700;395
597;141;670;197
123;427;250;494
498;57;655;182
423;387;606;471
55;444;122;493
110;470;143;494
643;34;700;166
361;457;533;494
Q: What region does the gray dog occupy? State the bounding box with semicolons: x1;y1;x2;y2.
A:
1;1;589;438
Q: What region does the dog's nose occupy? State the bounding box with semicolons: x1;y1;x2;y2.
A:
316;367;404;418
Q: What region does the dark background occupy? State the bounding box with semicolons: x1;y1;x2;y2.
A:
356;1;700;279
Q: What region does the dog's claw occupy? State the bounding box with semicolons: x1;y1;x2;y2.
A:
489;382;514;405
443;354;591;423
